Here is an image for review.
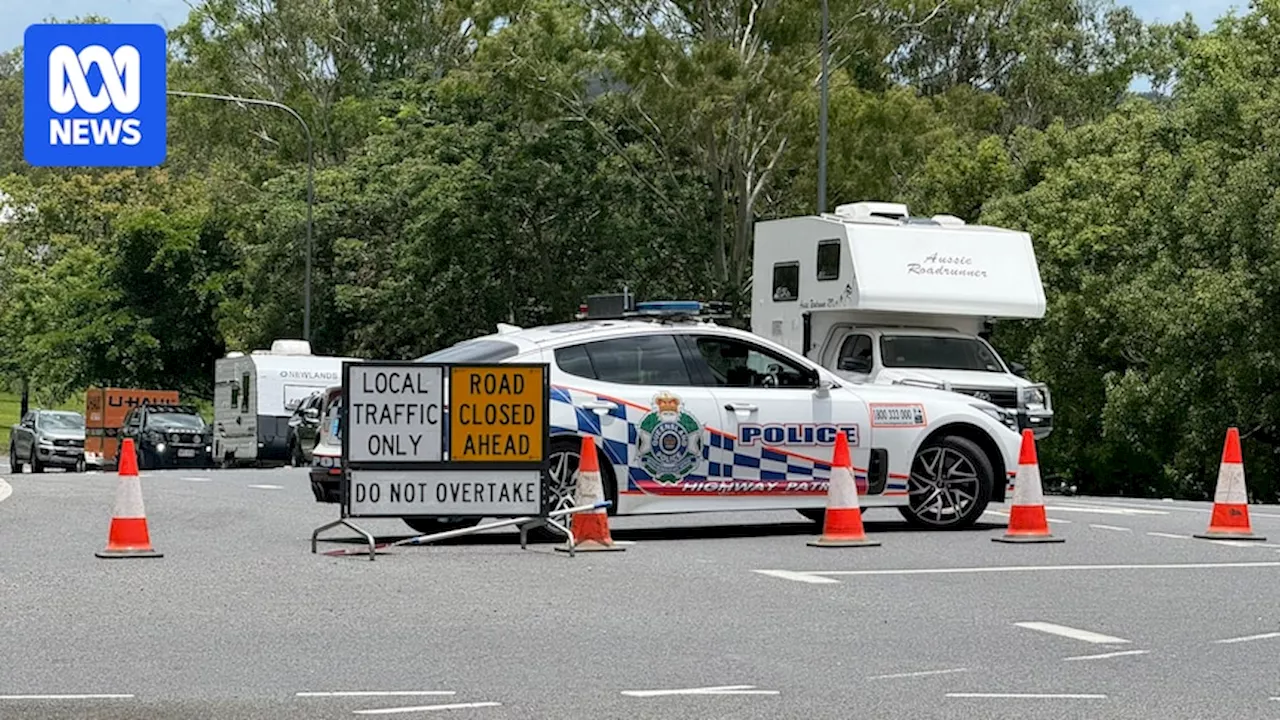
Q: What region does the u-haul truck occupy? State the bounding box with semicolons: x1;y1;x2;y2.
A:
85;387;181;468
751;201;1054;438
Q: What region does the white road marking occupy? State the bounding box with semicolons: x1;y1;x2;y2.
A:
867;667;970;680
297;692;457;698
1147;532;1189;540
752;569;840;584
248;484;284;490
181;477;212;483
0;694;135;700
353;702;501;714
1089;524;1131;532
1015;622;1130;645
1064;650;1150;661
1068;499;1280;519
1047;505;1168;516
947;693;1106;699
984;509;1072;524
0;478;11;504
757;561;1280;582
621;685;779;697
1214;632;1280;645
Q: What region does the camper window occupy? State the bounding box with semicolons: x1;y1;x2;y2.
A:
816;239;841;281
241;373;250;412
230;383;239;410
772;262;799;301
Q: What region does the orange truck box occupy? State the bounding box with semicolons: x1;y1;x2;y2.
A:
85;387;180;466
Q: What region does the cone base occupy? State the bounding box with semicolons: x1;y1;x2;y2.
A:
95;548;164;558
992;533;1064;544
807;536;881;547
555;540;625;553
1193;531;1267;541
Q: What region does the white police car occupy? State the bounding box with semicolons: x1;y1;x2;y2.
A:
406;299;1023;535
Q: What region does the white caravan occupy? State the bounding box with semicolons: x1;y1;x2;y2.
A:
751;201;1054;439
213;339;361;467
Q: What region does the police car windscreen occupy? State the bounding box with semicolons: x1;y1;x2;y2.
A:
880;336;1004;372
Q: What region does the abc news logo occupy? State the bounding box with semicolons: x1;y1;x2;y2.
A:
47;44;143;147
23;24;166;168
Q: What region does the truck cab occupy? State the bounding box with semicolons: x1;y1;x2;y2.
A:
752;200;1054;439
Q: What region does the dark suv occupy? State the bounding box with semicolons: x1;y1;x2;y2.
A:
120;404;214;470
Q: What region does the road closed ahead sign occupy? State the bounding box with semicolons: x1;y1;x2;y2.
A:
449;365;545;462
340;361;549;519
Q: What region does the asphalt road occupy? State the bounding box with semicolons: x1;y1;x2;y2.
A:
2;464;1280;719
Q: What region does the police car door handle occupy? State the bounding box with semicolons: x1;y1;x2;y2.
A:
582;400;617;413
725;403;758;412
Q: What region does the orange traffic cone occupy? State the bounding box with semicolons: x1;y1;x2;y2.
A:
807;433;880;547
1194;428;1266;541
993;429;1063;544
95;438;163;559
555;436;624;553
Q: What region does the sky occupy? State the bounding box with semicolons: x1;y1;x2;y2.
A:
0;0;1251;52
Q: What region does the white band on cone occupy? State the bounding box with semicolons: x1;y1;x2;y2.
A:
1213;463;1247;505
576;469;605;506
112;476;147;519
1010;463;1044;507
827;465;860;509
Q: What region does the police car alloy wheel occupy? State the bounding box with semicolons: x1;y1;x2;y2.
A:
899;435;992;529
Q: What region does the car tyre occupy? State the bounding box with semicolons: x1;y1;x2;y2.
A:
8;443;23;474
898;434;993;530
401;517;483;536
74;457;86;473
29;448;44;474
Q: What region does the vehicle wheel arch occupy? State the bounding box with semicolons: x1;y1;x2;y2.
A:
915;422;1008;503
548;431;620;516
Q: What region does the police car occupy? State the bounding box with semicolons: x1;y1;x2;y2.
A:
404;299;1023;534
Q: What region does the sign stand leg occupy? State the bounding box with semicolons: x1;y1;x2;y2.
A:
516;516;576;556
311;518;378;561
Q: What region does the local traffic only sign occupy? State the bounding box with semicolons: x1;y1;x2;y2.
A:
341;362;550;519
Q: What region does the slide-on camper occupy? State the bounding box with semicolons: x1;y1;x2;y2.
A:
752;201;1054;438
213;340;360;467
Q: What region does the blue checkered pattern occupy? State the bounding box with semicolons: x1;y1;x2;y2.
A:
550;385;909;494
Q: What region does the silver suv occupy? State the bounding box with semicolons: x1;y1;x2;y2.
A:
9;410;87;473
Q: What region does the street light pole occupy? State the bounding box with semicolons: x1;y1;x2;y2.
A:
818;0;830;215
167;90;314;345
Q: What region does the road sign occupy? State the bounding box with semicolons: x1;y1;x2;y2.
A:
339;361;549;520
449;365;545;463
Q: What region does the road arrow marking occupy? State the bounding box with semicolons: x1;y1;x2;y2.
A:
621;685;779;697
353;702;500;714
752;569;840;584
1064;649;1149;661
1214;632;1280;645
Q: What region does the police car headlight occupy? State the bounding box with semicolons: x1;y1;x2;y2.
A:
973;404;1018;432
1020;385;1050;411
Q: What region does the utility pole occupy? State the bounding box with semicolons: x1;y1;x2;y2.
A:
167;90;314;345
818;0;830;215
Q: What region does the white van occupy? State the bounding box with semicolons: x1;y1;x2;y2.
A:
752;201;1054;438
213;339;361;467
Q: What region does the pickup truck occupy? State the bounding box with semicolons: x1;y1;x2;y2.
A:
9;409;87;473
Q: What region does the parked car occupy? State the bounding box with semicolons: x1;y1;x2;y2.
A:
286;390;324;466
8;409;87;473
308;386;343;502
120;404;215;470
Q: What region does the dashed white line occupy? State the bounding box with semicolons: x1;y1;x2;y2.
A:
1064;650;1150;661
621;685;779;697
1147;532;1188;540
181;477;212;483
754;561;1280;582
947;693;1106;699
867;667;970;680
248;484;284;490
297;692;457;698
1047;505;1168;516
984;509;1072;524
1089;524;1131;532
1015;622;1130;645
0;694;135;700
1214;632;1280;645
353;702;502;714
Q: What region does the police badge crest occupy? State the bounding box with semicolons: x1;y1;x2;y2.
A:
637;391;703;484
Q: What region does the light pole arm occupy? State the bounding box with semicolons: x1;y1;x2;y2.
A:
167;90;315;346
